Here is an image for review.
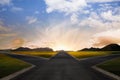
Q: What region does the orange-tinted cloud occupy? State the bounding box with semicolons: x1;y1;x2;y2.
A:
11;38;25;49
92;29;120;47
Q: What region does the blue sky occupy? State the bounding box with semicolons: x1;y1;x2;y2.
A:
0;0;120;50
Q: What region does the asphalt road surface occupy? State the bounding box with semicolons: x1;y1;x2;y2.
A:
2;51;120;80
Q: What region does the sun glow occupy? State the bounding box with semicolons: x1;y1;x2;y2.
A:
52;45;72;51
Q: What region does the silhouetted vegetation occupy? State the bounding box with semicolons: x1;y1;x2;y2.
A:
80;44;120;51
12;47;53;52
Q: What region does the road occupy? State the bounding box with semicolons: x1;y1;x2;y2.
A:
3;51;120;80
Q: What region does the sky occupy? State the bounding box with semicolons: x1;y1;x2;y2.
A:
0;0;120;51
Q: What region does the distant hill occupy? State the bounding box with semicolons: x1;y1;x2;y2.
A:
13;47;53;51
102;44;120;51
80;44;120;51
13;47;30;51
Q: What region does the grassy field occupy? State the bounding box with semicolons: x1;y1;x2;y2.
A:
68;51;112;59
0;54;31;78
97;57;120;76
12;51;57;58
12;51;120;59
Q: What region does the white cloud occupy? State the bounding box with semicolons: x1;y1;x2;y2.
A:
79;18;106;29
83;10;90;14
0;0;12;5
44;0;119;14
70;13;79;24
45;0;87;14
11;38;25;49
79;12;120;31
44;0;87;24
101;10;120;22
11;6;23;12
26;16;38;24
79;15;110;31
78;9;120;48
86;0;119;3
44;0;120;24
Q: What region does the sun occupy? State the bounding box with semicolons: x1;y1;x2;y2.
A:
53;45;71;51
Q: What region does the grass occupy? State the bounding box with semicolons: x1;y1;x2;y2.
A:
68;51;111;59
0;54;31;78
12;51;57;58
12;51;120;59
97;57;120;76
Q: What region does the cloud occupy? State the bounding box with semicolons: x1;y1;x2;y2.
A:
0;33;16;37
0;21;18;49
70;13;79;24
101;10;120;22
26;16;38;24
0;21;11;32
23;21;93;51
0;25;10;32
45;0;87;14
44;0;87;24
1;0;119;50
44;0;119;24
79;17;107;31
86;0;119;3
0;37;24;49
44;0;119;14
79;9;120;29
0;0;12;5
38;6;120;50
11;6;23;12
92;29;120;47
22;1;120;51
11;38;25;49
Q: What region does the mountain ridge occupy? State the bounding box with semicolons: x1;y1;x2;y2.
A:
12;47;53;51
80;44;120;51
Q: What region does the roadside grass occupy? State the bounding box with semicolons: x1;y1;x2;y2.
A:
0;54;31;78
68;51;111;59
97;57;120;76
12;51;120;59
12;51;57;58
110;51;120;54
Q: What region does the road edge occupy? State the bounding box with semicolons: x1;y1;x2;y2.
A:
0;59;35;80
92;65;120;80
